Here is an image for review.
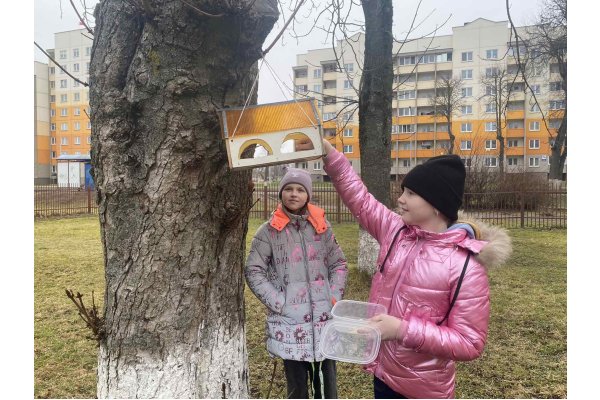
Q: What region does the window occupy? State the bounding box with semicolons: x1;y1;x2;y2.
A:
529;157;540;167
461;105;473;115
60;67;65;74
59;50;67;59
508;157;519;166
87;121;92;129
485;122;497;132
485;103;496;113
344;80;353;89
418;54;437;64
461;69;473;79
50;81;55;89
460;140;472;150
61;123;68;131
486;49;498;59
51;123;56;131
344;63;354;72
60;94;67;103
60;79;67;88
485;139;497;149
343;129;353;137
61;137;68;145
529;139;540;149
75;136;81;144
86;47;91;56
61;151;68;156
508;120;524;129
75;151;81;156
86;62;90;72
51;137;56;145
60;108;68;116
392;125;400;134
51;151;56;159
485;85;497;96
398;90;416;100
530;103;540;112
50;95;55;103
50;109;56;117
313;84;321;93
461;158;472;167
343;112;352;122
529;121;540;131
398;55;416;65
549;119;562;129
402;159;411;167
461;87;472;98
296;162;308;169
49;67;55;74
294;68;308;78
397;107;416;116
507;139;520;148
485;67;499;78
73;48;79;58
461;123;472;132
74;93;80;102
74;122;81;131
485;157;498;167
323;112;336;121
87;136;92;144
531;84;541;94
549;100;565;110
343;145;353;153
74;80;80;88
73;63;80;74
295;85;308;93
314;161;322;170
313;68;322;78
461;51;473;62
400;124;415;133
550;81;565;91
74;108;81;116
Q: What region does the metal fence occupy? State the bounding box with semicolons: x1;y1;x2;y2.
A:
34;185;97;218
35;184;566;228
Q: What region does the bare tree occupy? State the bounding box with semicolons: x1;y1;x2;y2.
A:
430;75;464;154
506;0;567;180
479;66;515;173
88;0;278;397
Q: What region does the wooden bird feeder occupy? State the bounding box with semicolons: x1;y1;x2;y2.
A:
218;98;324;170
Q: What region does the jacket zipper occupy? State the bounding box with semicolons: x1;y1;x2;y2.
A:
298;222;318;361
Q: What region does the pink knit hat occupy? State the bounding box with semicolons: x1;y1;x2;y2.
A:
278;167;313;201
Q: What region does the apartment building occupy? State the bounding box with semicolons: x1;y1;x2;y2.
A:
47;29;93;178
292;18;566;179
34;61;52;184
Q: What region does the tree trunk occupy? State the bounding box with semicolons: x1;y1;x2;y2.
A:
549;108;567;179
357;0;393;274
89;1;277;397
447;115;455;154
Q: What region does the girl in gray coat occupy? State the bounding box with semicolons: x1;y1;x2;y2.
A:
245;168;348;399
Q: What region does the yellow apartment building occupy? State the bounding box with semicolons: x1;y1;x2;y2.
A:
47;29;93;177
292;18;566;179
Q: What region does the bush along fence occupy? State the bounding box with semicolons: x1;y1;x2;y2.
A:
35;183;566;228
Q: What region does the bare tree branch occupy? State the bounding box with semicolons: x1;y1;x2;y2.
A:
34;41;89;87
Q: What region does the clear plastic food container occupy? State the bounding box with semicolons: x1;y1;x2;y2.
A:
319;300;387;364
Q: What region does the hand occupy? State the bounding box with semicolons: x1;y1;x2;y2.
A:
294;137;314;151
369;314;403;341
321;138;335;156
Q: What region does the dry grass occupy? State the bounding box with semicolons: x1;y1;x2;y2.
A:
34;216;566;398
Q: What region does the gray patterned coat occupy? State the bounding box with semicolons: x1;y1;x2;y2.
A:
245;204;348;362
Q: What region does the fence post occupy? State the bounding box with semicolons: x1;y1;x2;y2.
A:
87;186;92;214
336;192;341;224
520;190;525;228
263;183;269;221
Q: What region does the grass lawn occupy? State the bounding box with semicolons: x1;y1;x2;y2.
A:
35;216;566;398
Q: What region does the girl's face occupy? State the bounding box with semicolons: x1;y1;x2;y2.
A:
281;183;309;213
397;187;438;226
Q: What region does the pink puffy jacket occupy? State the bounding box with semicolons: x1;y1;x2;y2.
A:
323;149;512;398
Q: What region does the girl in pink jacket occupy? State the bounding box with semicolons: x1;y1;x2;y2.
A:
318;139;512;399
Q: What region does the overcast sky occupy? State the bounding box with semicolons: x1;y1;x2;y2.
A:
34;0;542;104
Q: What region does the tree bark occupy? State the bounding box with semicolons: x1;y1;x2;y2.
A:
89;1;277;397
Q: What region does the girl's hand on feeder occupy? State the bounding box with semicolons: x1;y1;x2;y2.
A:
294;137;315;151
369;314;404;341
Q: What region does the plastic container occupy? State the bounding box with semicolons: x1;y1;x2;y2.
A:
319;300;387;364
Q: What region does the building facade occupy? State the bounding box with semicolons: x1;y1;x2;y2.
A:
47;29;93;181
34;61;52;184
292;18;566;179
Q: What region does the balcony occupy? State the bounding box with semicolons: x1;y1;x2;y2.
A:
323;71;337;81
415;80;436;90
505;146;525;156
507;110;525;120
506;128;525;138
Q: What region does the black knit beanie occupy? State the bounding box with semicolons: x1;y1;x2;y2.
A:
401;155;466;222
